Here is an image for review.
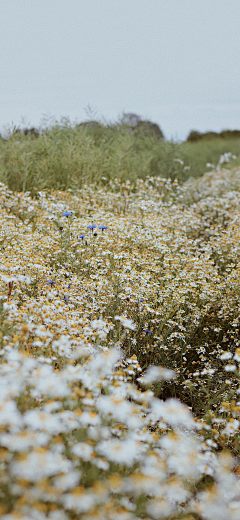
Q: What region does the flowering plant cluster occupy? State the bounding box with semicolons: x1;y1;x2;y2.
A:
0;169;240;518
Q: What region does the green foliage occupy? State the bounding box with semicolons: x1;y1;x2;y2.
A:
187;128;240;142
181;137;240;177
0;118;236;193
1;117;240;197
0;118;182;192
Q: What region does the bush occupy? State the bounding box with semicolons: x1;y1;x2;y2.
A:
1;117;240;192
0;117;186;192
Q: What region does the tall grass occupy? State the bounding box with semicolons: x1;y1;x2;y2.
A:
181;137;240;178
0;119;184;192
1;117;240;192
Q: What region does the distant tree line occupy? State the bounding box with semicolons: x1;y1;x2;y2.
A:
2;116;240;143
0;113;164;141
76;113;164;140
186;129;240;142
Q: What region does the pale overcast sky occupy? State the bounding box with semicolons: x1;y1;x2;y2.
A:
1;0;240;140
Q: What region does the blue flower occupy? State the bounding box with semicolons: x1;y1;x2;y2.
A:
47;280;56;287
98;225;108;231
68;284;71;289
144;330;153;335
139;299;143;302
63;211;72;217
88;225;97;230
79;234;85;239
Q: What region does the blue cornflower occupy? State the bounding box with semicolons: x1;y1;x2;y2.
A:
139;299;143;302
144;330;153;335
68;284;71;289
79;234;85;240
63;211;72;217
47;280;56;287
88;225;97;230
98;225;108;231
64;297;68;303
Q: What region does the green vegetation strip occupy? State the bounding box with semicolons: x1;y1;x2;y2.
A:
1;118;240;192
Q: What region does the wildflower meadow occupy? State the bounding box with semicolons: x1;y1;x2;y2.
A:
1;123;240;519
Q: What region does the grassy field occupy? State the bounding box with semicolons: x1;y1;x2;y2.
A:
1;118;240;193
1;160;240;518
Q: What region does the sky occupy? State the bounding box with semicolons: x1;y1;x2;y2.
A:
1;0;240;141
